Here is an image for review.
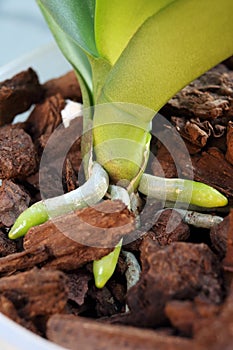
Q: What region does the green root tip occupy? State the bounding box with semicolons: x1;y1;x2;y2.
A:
8;223;27;240
94;273;108;289
93;239;122;289
139;174;228;208
188;181;228;208
8;201;48;240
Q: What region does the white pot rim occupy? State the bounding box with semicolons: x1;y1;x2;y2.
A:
0;313;66;350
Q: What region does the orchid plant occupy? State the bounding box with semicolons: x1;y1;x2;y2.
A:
9;0;233;287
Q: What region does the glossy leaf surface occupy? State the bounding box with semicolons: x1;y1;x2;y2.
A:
38;0;98;56
37;0;93;107
95;0;175;64
100;0;233;114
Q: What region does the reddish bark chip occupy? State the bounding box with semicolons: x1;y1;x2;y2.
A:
47;314;197;350
221;210;233;271
196;282;233;350
150;209;190;246
23;200;135;271
67;270;92;306
25;93;65;143
152;143;178;178
0;230;17;257
225;121;233;166
0;68;44;125
165;299;220;337
210;211;232;259
43;70;82;102
114;240;222;328
190;148;233;202
0;295;39;334
0;180;30;227
0;268;68;320
165;64;233;120
0;125;37;179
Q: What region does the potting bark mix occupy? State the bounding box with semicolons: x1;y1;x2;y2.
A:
0;59;233;350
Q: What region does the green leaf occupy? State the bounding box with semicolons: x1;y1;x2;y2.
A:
38;0;93;107
99;0;233;113
38;0;96;177
95;0;175;64
37;0;98;57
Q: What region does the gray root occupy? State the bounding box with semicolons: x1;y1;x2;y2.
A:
174;209;223;229
122;250;141;313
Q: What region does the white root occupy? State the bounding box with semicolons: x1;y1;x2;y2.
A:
122;250;141;291
122;250;141;313
174;209;223;229
45;162;109;217
109;185;131;209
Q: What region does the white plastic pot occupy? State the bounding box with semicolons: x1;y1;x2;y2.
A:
0;42;71;350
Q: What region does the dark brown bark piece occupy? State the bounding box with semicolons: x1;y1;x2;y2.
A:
0;268;67;320
164;64;233;120
190;148;233;201
0;68;44;125
210;211;232;259
65;117;83;175
67;270;92;306
222;210;233;271
0;247;50;276
89;285;119;317
152;143;178;178
225;121;233;165
24;172;41;204
224;56;233;70
0;295;39;334
152;137;233;203
165;300;197;337
0;230;17;257
33;115;83;199
111;239;222;328
0;126;37;179
158;64;233;164
151;124;195;180
168;88;229;119
171;116;212;152
47;314;198;350
196;282;233;350
25;93;64;146
0;180;30;227
43;70;82;101
165;299;220;337
108;278;126;305
88;256;127;316
134;240;222;326
63;158;78;193
193;65;233;97
150;209;190;246
25;172;40;192
23;200;134;271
